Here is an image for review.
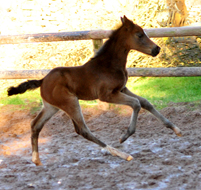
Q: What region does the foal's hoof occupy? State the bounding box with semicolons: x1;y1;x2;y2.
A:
35;162;43;166
119;137;126;144
32;159;43;166
173;127;182;137
119;133;129;144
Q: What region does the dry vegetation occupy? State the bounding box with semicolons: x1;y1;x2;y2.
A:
0;0;200;73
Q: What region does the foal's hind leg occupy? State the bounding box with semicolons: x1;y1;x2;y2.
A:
121;87;182;139
59;96;133;161
31;100;58;166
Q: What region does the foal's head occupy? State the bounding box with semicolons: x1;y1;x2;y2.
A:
121;16;160;57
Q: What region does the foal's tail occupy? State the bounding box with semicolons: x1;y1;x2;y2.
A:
7;79;43;96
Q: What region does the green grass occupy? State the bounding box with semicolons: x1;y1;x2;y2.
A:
0;89;41;105
0;89;42;113
0;77;201;110
127;76;201;109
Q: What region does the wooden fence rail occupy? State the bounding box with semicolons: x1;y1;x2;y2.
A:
0;26;201;45
1;67;201;79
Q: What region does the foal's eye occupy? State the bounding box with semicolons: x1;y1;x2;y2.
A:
137;33;143;39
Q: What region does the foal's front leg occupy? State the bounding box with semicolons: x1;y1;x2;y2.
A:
99;91;141;143
121;87;182;137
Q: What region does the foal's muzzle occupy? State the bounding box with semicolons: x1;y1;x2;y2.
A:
151;46;161;57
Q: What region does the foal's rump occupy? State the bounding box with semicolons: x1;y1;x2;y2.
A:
6;67;64;97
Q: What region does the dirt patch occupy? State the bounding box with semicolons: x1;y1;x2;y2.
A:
0;102;201;189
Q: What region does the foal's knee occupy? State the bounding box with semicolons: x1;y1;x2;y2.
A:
72;122;90;139
72;120;82;135
31;110;44;129
79;128;90;139
31;117;43;137
31;119;37;135
140;98;153;111
131;99;141;112
31;119;36;129
74;124;91;139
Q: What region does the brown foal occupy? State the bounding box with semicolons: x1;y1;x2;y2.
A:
8;16;181;166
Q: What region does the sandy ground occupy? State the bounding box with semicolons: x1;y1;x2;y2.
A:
0;102;201;190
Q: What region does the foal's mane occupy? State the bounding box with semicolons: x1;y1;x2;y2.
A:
92;24;124;59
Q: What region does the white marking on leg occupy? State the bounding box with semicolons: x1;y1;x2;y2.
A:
104;145;133;161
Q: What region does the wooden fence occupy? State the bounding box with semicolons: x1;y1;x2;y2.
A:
1;26;201;44
1;67;201;79
0;26;201;79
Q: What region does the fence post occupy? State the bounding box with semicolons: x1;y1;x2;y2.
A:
92;39;103;54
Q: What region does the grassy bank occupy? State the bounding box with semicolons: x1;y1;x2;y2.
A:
0;77;200;110
127;76;201;108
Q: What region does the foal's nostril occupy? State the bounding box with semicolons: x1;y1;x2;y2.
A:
151;46;161;57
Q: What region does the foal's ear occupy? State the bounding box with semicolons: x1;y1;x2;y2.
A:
121;15;134;28
120;16;124;24
121;15;129;24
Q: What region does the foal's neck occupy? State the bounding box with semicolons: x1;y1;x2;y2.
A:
92;28;130;69
108;40;130;69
